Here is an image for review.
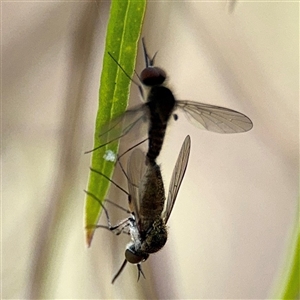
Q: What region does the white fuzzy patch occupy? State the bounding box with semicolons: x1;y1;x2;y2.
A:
103;150;117;162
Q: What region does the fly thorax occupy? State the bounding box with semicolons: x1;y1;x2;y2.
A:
147;86;176;122
141;218;168;253
129;222;141;244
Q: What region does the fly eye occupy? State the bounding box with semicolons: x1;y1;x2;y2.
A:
125;248;144;264
125;246;149;264
140;67;166;86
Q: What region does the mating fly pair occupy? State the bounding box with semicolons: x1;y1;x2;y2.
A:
87;39;253;282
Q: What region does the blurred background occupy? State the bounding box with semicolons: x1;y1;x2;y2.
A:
2;1;298;299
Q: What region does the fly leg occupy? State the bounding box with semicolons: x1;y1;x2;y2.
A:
116;137;148;186
84;190;130;235
90;167;129;197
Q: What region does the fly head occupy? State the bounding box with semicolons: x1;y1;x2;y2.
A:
140;66;166;87
125;243;149;264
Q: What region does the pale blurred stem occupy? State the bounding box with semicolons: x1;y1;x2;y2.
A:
26;6;99;298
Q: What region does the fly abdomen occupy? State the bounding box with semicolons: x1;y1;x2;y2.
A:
147;121;167;162
146;86;176;162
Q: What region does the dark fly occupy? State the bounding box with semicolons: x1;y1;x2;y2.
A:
89;135;191;283
86;39;253;163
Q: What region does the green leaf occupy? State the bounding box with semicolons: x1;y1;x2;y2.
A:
280;226;300;299
84;0;146;246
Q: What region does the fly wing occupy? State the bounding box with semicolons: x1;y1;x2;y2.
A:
127;148;148;229
164;135;191;224
92;104;149;151
176;100;253;133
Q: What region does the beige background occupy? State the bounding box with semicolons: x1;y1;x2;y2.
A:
2;1;299;299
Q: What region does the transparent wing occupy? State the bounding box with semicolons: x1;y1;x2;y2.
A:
96;104;149;149
176;100;253;133
127;148;148;229
164;135;191;224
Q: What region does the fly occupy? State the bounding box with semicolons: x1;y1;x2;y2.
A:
87;135;191;283
86;38;253;163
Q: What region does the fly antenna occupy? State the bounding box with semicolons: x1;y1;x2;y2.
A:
141;37;158;67
150;51;158;66
141;37;150;67
137;264;146;281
